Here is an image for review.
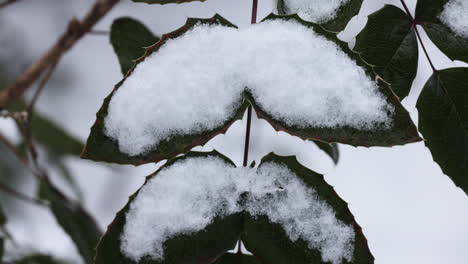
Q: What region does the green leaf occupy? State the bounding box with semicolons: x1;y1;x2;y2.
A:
313;140;340;164
415;0;468;63
354;5;418;99
111;17;159;75
212;253;261;264
96;151;373;263
277;0;363;32
8;100;84;157
14;254;70;264
83;14;420;165
39;182;102;264
241;153;373;264
417;68;468;195
95;151;243;264
131;0;206;4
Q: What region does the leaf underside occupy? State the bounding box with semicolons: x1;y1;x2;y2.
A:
415;0;468;63
417;68;468;195
95;151;374;264
277;0;363;32
354;5;418;100
82;14;420;166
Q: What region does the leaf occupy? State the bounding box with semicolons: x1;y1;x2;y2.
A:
354;5;418;99
39;182;102;264
95;151;244;264
212;253;261;264
8;100;84;157
313;140;340;164
415;0;468;63
417;68;468;195
14;254;70;264
131;0;206;4
83;14;420;165
277;0;363;32
241;153;373;264
111;17;159;75
96;151;373;263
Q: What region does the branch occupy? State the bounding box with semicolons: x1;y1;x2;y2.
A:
0;0;21;9
0;0;120;109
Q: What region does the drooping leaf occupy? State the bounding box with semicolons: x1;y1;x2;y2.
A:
111;17;159;75
242;153;373;264
212;253;261;264
96;151;373;263
39;182;102;264
95;151;243;264
312;140;340;164
131;0;206;4
354;5;418;99
417;68;468;195
277;0;363;32
83;14;420;165
415;0;468;63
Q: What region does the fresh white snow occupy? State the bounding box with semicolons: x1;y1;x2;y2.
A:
104;19;392;156
440;0;468;38
121;156;355;264
281;0;350;23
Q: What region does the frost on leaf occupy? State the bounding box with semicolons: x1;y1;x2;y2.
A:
82;15;420;165
95;152;374;264
440;0;468;38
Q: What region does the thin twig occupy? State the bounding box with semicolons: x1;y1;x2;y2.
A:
0;132;29;168
0;182;48;207
0;0;21;9
0;0;120;109
28;62;58;114
399;0;437;72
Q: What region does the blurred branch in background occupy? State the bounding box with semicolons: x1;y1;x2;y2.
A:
0;0;21;9
0;0;120;109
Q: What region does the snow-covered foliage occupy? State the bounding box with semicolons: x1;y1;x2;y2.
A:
440;0;468;38
281;0;350;23
121;156;355;264
104;20;392;156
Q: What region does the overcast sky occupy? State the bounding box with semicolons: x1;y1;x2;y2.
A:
1;0;468;263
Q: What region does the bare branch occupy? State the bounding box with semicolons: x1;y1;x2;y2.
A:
0;0;120;109
0;0;21;9
0;182;48;207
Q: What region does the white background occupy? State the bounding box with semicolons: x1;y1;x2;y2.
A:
1;0;468;263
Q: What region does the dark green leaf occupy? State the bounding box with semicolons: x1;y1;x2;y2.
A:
111;17;159;75
277;0;363;32
83;14;420;165
415;0;468;62
417;68;468;195
95;151;243;264
312;140;340;164
13;254;70;264
354;5;418;99
212;253;261;264
39;182;102;264
131;0;206;4
0;204;5;227
241;153;373;264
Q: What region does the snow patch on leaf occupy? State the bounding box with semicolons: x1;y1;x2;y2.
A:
121;156;355;264
104;20;392;156
440;0;468;38
282;0;350;23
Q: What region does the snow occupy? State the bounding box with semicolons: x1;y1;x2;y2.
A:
440;0;468;38
281;0;351;23
104;19;393;156
121;156;355;264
